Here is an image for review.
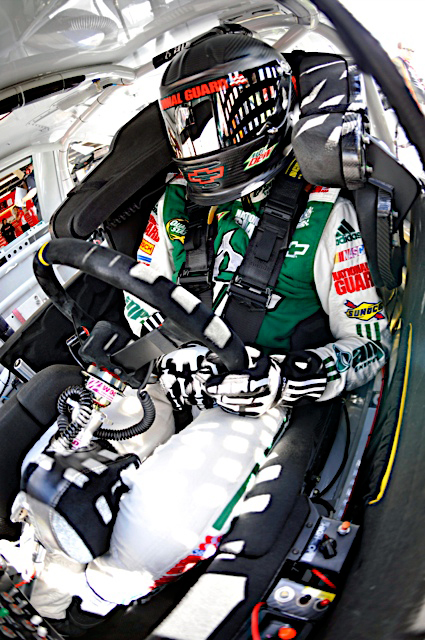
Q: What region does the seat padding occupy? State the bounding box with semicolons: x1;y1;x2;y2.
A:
220;400;339;559
0;365;83;530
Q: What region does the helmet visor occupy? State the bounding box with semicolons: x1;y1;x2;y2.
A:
160;61;290;159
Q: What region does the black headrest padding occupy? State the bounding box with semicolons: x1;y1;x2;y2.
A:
50;102;173;243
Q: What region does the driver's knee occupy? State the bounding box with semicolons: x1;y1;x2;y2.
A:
101;406;285;580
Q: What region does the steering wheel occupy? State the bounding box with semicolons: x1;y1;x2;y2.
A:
33;238;246;372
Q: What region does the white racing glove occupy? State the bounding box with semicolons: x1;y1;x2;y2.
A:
203;346;327;417
157;343;223;411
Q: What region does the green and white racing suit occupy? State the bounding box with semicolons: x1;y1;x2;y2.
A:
126;173;391;398
27;173;391;619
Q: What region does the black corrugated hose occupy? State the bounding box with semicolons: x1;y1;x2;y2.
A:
94;387;156;441
56;384;94;447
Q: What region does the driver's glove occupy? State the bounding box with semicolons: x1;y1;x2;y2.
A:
203;346;327;417
157;343;223;411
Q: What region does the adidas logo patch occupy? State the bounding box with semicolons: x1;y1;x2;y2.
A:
336;219;362;246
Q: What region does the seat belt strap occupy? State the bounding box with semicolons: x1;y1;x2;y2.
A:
224;168;308;343
177;203;214;308
370;178;401;289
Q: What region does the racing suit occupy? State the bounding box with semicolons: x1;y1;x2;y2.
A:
24;173;391;619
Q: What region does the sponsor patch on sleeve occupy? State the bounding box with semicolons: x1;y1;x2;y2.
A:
141;239;154;254
145;213;159;242
333;345;353;372
335;219;362;245
137;213;160;264
308;186;340;203
352;342;385;371
332;262;374;295
345;300;385;321
166;218;188;243
334;244;365;263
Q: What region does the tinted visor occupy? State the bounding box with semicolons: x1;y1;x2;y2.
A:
160;61;289;159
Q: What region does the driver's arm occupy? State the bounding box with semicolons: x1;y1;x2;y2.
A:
309;196;391;402
204;196;391;416
124;175;182;336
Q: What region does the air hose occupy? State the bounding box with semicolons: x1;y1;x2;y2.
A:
94;388;156;440
56;385;94;448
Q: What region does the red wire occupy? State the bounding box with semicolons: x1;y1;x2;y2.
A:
311;569;336;589
251;601;265;640
14;570;36;588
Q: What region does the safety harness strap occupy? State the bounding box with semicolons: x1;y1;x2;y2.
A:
223;169;308;343
370;178;401;290
177;163;308;342
177;203;214;308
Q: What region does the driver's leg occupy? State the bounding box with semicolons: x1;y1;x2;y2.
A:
25;382;176;620
83;402;286;611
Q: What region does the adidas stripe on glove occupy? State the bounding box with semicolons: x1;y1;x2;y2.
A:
203;347;327;417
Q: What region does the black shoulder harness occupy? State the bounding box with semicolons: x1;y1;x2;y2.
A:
177;157;309;343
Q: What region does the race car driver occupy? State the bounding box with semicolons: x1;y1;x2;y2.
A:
23;27;391;635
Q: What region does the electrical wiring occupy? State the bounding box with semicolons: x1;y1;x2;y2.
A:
0;370;11;402
251;602;265;640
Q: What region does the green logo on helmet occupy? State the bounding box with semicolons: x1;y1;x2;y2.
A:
244;144;277;170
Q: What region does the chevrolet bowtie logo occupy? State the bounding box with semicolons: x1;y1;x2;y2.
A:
187;166;224;184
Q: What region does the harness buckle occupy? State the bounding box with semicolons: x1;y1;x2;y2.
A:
228;276;272;311
177;268;212;295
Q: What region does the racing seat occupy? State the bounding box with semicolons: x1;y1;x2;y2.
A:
0;365;83;539
0;48;420;639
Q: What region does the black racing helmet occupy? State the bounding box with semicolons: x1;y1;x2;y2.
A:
159;27;294;205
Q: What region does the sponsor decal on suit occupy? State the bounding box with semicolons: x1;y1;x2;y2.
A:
296;206;313;229
332;262;373;295
286;240;310;258
335;244;365;264
345;300;385;321
166;218;188;243
335;219;362;246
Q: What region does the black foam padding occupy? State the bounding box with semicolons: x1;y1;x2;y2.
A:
17;364;83;426
0;365;83;528
298;53;350;116
202;498;311;640
292;112;344;187
352;183;380;285
220;400;339;558
50;102;172;245
365;137;420;227
0;273;125;376
0;395;42;522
